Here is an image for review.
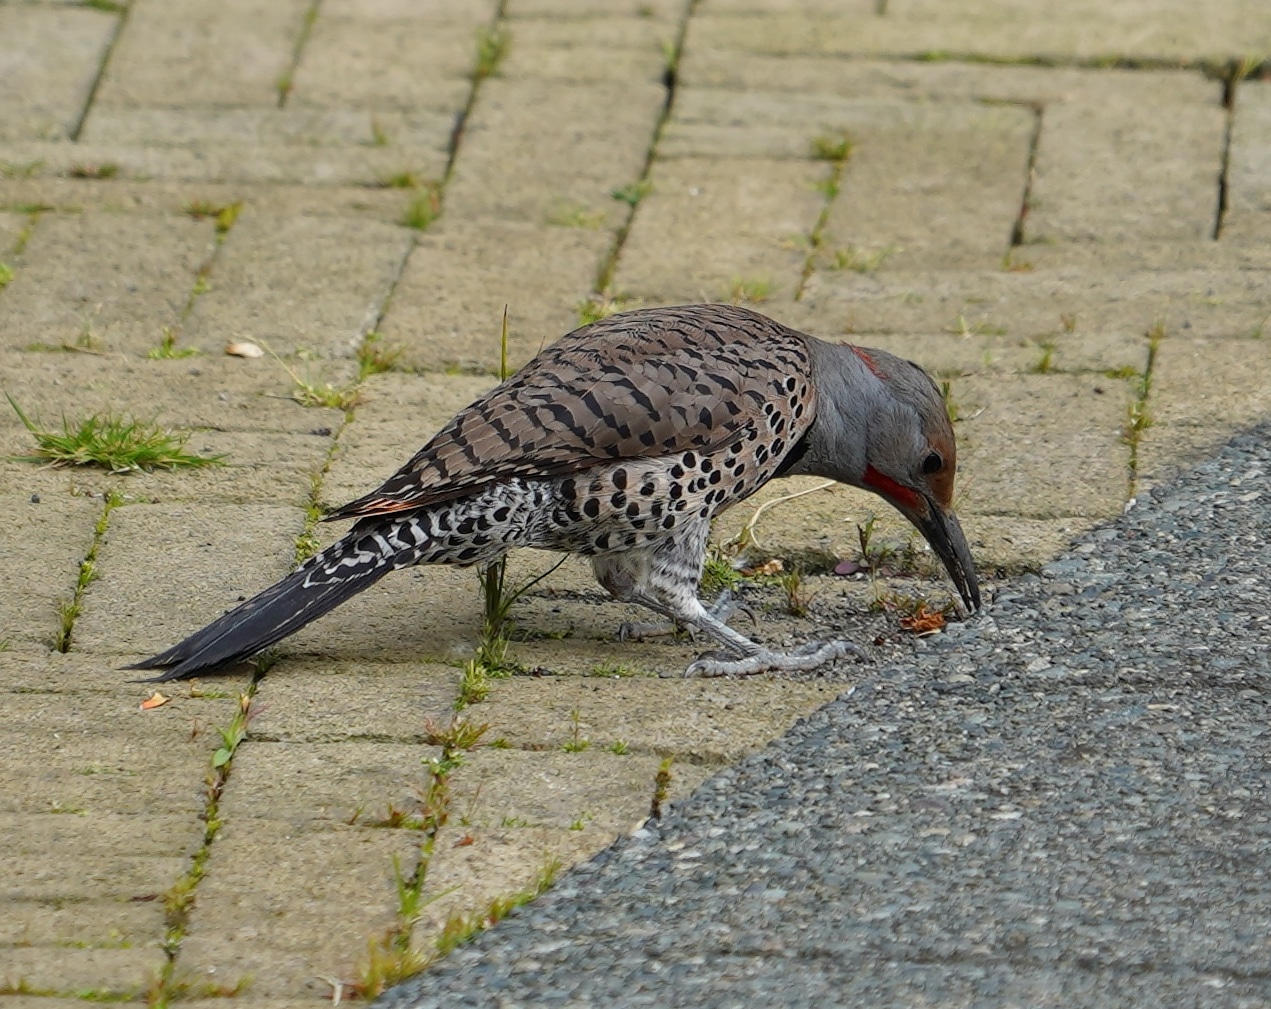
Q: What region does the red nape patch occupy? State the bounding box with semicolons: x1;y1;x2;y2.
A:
849;345;887;380
862;465;921;511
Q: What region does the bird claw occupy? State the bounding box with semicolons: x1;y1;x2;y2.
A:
681;639;867;678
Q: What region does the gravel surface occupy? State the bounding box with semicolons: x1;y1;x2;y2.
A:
378;426;1271;1009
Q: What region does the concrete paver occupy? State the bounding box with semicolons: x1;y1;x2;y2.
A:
0;212;214;356
0;6;116;141
182;210;414;358
91;0;310;110
381;220;610;373
3;1;1270;1003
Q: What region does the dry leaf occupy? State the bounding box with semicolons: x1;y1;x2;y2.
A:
741;558;784;576
225;341;264;358
899;606;946;635
140;691;170;710
454;833;476;847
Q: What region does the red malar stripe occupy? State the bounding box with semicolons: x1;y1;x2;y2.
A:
862;465;921;511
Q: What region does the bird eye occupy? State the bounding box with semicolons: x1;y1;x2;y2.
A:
922;452;943;475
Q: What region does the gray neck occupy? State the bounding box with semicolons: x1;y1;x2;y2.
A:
780;337;877;487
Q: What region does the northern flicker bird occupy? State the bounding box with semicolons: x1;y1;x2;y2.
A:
132;304;979;681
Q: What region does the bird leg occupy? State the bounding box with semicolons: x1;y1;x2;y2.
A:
617;589;750;643
594;556;862;678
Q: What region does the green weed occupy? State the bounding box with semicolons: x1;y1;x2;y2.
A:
473;26;510;82
611;180;652;207
562;707;590;753
68;163;119;180
824;245;892;274
6;395;222;473
356;331;404;379
727;275;773;305
147;326;198;360
402;184;442;231
546;201;605;229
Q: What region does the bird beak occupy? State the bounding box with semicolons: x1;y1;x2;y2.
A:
910;497;981;612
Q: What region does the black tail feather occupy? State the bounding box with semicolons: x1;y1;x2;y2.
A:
127;548;395;681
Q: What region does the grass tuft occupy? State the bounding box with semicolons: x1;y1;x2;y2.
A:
356;331;404;380
473;26;510;82
726;275;773;305
6;395;222;473
402;183;443;231
147;326;198;360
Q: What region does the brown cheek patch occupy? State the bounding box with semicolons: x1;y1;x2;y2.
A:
849;345;887;380
863;465;921;511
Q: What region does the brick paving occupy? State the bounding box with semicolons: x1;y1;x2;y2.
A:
2;0;1269;1002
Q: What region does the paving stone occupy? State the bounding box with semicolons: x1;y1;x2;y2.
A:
0;175;425;227
182;210;414;358
476;675;843;764
692;2;1271;62
2;137;452;189
1027;74;1225;243
380;220;609;374
0;351;343;504
821;101;1032;271
0;6;116;141
0;946;160;997
0;685;229;817
0;899;160;958
322;0;498;22
70;503;305;660
443;78;664;227
510;0;688;15
0;494;97;652
614;157;822;302
176;823;416;999
93;0;311;109
798;268;1271;344
247;661;459;743
1;813;199;902
453;748;712;833
681;49;1200;105
289;17;475;113
0;211;26;256
1224;78;1271;244
500;16;674;83
953;373;1133;520
1136;335;1271;490
216;740;435;826
1015;240;1271;272
0;211;214;355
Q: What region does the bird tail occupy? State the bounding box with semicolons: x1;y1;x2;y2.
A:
127;524;407;681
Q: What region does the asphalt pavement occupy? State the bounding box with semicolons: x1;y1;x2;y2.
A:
378;423;1271;1008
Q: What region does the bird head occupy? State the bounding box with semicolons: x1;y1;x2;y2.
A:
793;340;981;612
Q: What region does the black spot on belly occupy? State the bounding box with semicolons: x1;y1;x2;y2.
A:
583;498;601;519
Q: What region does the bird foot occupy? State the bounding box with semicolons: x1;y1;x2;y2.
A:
680;639;866;679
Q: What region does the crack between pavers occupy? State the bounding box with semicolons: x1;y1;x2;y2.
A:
589;0;701;302
51;488;123;654
1122;322;1163;503
442;0;512;186
794;135;853;302
277;0;325;109
68;1;132;143
1008;102;1043;250
1211;58;1248;241
154;679;264;1004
